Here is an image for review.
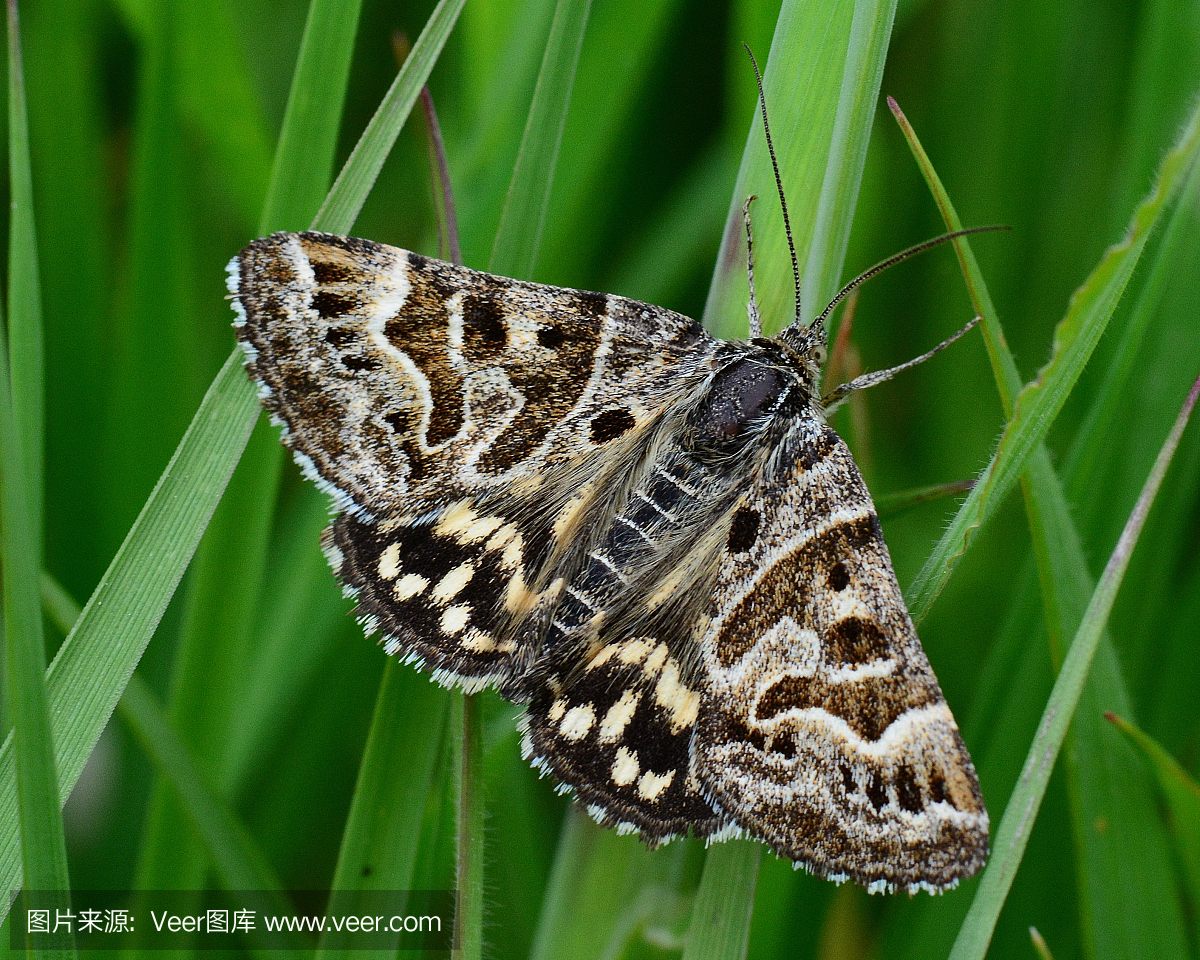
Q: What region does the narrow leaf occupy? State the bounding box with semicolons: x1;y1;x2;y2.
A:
489;0;593;278
1;3;72;952
1106;712;1200;919
259;0;364;234
317;663;448;956
312;0;467;236
0;353;256;916
893;95;1193;958
948;371;1200;960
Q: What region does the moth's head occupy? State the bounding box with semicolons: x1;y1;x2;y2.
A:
778;319;829;384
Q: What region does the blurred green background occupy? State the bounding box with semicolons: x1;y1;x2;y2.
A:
16;0;1200;957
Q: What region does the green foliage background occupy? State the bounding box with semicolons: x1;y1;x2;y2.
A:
6;0;1200;957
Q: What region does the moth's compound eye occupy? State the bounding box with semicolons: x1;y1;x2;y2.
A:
810;343;828;366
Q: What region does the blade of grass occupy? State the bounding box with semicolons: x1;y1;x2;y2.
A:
121;677;307;954
311;0;466;236
904;94;1200;623
893;96;1195;958
1105;713;1200;920
530;0;687;282
452;693;485;960
1;2;72;953
177;0;274;228
680;841;762;960
948;369;1200;960
0;353;256;917
316;662;449;956
873;479;975;519
530;808;698;960
800;0;898;313
259;0;363;235
220;491;349;795
688;1;896;954
26;0;112;596
42;564;298;940
488;0;592;278
703;0;874;337
7;0;42;532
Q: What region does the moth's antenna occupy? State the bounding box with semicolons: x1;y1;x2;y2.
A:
744;44;802;327
814;225;1008;330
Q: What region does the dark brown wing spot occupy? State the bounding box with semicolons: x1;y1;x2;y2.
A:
840;763;855;795
726;506;761;554
930;769;951;807
462;293;507;357
383;255;465;448
825;616;890;666
324;326;357;348
797;425;838;470
311;289;359;318
866;770;887;810
537;325;566;348
311;260;354;285
571;290;609;318
828;561;850;591
341;354;380;372
895;764;924;814
589;408;636;443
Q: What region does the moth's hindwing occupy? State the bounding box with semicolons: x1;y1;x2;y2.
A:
696;419;988;893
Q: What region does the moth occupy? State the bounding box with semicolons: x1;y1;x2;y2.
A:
228;81;988;895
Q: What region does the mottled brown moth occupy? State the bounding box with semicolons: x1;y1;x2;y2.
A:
228;74;988;894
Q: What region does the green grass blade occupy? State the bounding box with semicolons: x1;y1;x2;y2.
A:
680;841;762;960
177;0;274;228
259;0;363;234
1;3;72;952
488;0;592;278
1106;713;1200;922
312;0;466;236
0;352;256;918
119;677;306;953
799;0;898;313
893;98;1191;959
6;0;42;529
905;95;1200;622
44;563;312;954
220;490;348;794
531;809;698;960
688;2;896;954
703;0;882;337
948;371;1200;960
452;694;485;960
317;663;448;956
885;98;1020;414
